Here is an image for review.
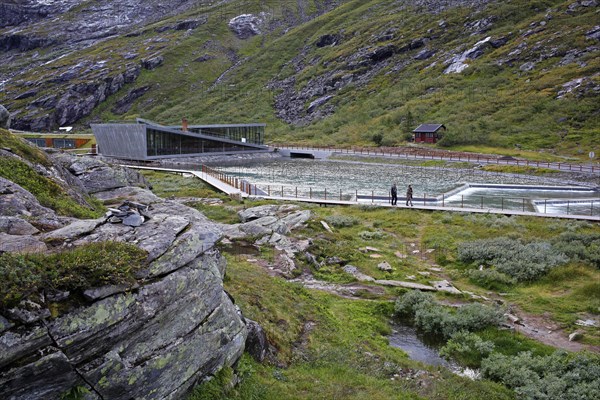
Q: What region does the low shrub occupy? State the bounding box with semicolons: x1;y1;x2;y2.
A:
393;290;434;317
394;291;504;339
325;214;359;228
358;230;386;240
440;331;495;367
458;237;569;282
0;242;147;309
481;351;600;400
467;269;516;290
552;232;600;268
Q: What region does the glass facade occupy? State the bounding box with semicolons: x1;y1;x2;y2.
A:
146;128;258;157
53;138;76;148
187;125;264;145
26;138;47;147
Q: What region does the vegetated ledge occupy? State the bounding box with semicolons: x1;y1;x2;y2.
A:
0;150;249;399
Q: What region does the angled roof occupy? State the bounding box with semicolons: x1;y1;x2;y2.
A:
413;124;446;133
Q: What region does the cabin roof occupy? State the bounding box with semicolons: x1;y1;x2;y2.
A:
412;124;446;133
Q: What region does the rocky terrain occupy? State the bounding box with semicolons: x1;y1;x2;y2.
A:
0;0;344;131
0;141;261;399
1;0;596;156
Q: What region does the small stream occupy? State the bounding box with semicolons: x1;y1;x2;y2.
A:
220;242;480;378
388;322;480;379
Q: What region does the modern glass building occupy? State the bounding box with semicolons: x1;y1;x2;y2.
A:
92;119;267;160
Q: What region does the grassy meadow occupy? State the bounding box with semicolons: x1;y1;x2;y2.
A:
139;172;600;399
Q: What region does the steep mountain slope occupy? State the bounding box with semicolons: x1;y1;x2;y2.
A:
1;0;598;157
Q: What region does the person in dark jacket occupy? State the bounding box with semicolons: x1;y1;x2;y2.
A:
406;184;413;206
390;183;398;205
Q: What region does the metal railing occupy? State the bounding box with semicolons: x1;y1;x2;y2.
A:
273;144;600;173
118;162;599;219
248;183;599;218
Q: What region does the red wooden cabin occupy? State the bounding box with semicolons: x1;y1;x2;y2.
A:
412;124;446;144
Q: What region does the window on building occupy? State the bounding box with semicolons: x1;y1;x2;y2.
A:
53;138;76;148
26;138;47;147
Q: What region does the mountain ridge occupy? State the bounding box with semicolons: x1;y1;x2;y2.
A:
0;0;598;157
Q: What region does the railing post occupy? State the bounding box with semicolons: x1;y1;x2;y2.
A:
281;186;284;197
356;189;358;202
442;194;445;207
544;199;547;214
310;187;312;199
567;200;570;214
296;186;298;198
501;197;504;210
268;185;270;196
522;198;525;212
481;196;483;209
340;189;342;201
324;188;327;200
372;190;374;203
592;200;594;216
461;195;464;208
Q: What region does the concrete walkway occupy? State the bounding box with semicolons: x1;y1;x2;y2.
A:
122;165;247;198
246;194;600;221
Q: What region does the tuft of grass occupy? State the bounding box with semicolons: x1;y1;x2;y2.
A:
0;129;50;166
139;170;229;199
0;242;147;309
0;156;104;218
481;165;558;175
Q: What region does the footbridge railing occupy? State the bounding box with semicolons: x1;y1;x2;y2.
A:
272;145;600;174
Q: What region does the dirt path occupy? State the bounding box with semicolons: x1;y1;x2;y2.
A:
507;308;600;353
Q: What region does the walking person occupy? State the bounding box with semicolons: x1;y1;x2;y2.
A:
390;183;398;206
406;184;413;207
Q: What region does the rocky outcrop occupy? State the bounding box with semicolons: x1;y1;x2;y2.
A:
228;14;266;39
112;85;151;114
0;151;252;400
221;205;312;277
2;0;199;131
444;36;492;74
0;105;10;129
10;61;142;131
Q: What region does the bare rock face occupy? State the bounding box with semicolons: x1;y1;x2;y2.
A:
228;14;265;39
0;151;251;400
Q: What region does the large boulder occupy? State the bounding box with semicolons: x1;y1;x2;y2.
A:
228;14;264;39
245;318;268;362
0;105;10;129
0;151;249;399
0;198;247;400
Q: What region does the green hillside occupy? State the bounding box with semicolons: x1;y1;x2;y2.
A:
4;0;600;158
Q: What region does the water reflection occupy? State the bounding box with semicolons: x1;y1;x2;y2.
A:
388;323;452;368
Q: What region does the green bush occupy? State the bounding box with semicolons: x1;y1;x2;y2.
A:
393;290;435;317
481;351;600;400
0;242;147;309
458;237;569;282
358;230;386;240
325;214;359;228
552;232;600;268
467;269;517;290
440;331;495;367
394;291;504;339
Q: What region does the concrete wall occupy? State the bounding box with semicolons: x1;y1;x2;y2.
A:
91;124;147;160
